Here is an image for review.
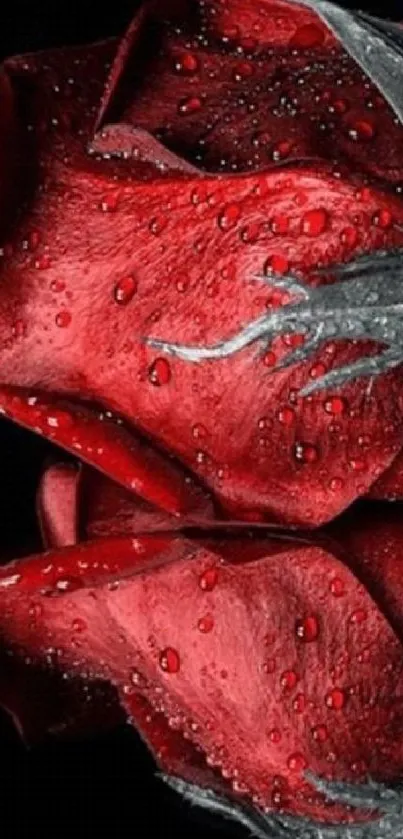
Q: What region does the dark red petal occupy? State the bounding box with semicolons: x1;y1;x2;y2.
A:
91;0;403;178
329;503;403;643
81;466;186;538
1;16;403;526
1;528;403;822
0;532;187;595
37;462;80;548
0;387;212;519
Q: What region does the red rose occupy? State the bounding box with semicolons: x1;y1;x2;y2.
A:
1;0;403;835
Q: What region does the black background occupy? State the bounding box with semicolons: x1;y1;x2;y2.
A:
0;2;400;837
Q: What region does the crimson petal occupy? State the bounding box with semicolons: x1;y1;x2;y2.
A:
0;520;403;822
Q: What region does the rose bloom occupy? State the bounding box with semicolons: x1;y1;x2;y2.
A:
1;1;403;836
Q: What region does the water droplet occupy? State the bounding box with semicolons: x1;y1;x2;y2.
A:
149;216;167;235
349;457;366;472
217;203;241;231
277;406;295;427
270;214;289;235
309;362;326;380
324;396;346;416
50;278;66;293
347;119;375;142
54;576;83;594
100;191;120;212
159;647;180;674
72;617;87;633
114;275;137;305
232;60;254;82
199;567;218;591
265;254;289;275
148;358;171;386
312;724;328;742
290;22;325;48
329;476;344;491
240;223;260;243
332;98;348;115
272;140;293;161
340;226;358;248
325;687;346;710
263;658;276;674
349;608;367;625
268;728;282;743
174;52;199;75
198;614;214;633
330;577;345;597
178;96;202;115
301;208;328;237
294;441;319;463
295;615;319;642
55;310;72;328
34;254;52;270
373;209;393;229
287;752;307;772
263;350;277;367
292;692;306;713
280;669;299;692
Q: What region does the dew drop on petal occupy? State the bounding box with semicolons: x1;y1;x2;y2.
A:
263;657;276;674
159;647;180;674
295;615;319;642
277;406;295;427
199;567;218;591
217;203;241;231
289;23;325;48
347;119;375;142
174;53;199;75
312;724;328;742
301;208;328;237
325;687;346;710
114;275;137;305
280;669;299;692
265;254;289;275
287;752;307;772
330;577;345;597
72;617;87;633
178;96;202;115
149;216;167;235
324;396;346;416
292;692;306;713
349;608;367;625
50;278;66;293
55;310;72;328
373;209;393;229
148;358;171;386
197;614;214;633
340;226;358;248
294;441;319;464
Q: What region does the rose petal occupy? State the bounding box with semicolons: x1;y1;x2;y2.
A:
1;5;403;527
0;387;212;519
90;0;403;178
1;524;403;822
37;462;80;548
